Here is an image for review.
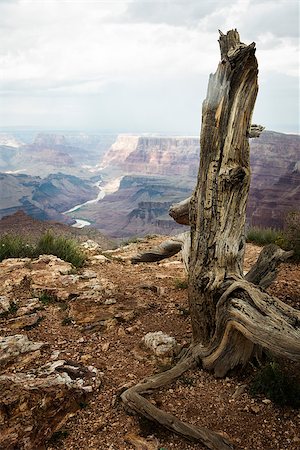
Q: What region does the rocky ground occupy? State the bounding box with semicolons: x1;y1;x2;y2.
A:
0;235;299;450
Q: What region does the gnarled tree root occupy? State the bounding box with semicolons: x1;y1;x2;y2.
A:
121;355;236;450
122;280;300;450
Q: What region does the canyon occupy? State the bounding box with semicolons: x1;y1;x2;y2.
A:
0;129;299;238
73;130;300;237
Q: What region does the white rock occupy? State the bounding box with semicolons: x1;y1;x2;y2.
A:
142;331;178;357
91;255;110;263
0;296;11;313
80;269;97;279
81;240;100;251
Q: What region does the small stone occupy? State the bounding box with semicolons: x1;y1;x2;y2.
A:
250;405;260;414
232;384;247;399
92;255;110;263
102;342;110;352
50;350;60;360
117;327;126;337
0;296;11;313
80;354;92;362
142;331;178;357
105;318;118;330
262;398;272;404
104;298;117;305
80;269;97;280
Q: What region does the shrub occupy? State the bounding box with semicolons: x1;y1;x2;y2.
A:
37;290;58;305
247;218;300;262
250;361;300;408
0;231;86;267
36;231;86;267
283;211;300;261
174;278;188;290
0;234;35;261
246;227;283;246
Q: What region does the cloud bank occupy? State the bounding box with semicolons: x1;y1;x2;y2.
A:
0;0;299;133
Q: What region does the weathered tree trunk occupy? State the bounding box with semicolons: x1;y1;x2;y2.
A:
188;29;259;345
122;30;300;450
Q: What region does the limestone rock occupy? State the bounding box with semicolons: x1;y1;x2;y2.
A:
0;359;101;450
90;254;110;263
0;334;45;368
142;331;178;357
0;296;11;314
4;312;43;330
80;239;100;252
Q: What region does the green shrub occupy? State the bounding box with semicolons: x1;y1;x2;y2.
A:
246;227;283;246
37;290;58;305
250;361;300;408
283;211;300;261
174;278;188;290
0;234;35;261
0;231;86;267
36;231;86;267
247;213;300;262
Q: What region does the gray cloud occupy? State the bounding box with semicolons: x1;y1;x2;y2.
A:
126;0;224;26
0;0;298;133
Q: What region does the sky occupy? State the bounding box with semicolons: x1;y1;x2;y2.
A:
0;0;299;134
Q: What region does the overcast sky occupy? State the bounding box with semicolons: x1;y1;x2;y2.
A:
0;0;299;134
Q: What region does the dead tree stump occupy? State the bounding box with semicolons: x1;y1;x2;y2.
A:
122;30;300;450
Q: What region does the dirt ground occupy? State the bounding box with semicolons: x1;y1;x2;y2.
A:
4;236;300;450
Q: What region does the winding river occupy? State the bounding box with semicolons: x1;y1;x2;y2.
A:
64;177;123;228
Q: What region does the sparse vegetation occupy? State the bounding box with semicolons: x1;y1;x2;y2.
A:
121;236;141;246
62;316;73;326
284;210;300;261
174;278;188;290
250;361;300;408
48;429;69;446
246;226;283;246
0;231;86;267
36;231;86;267
0;301;18;318
247;213;300;262
0;234;35;261
37;290;58;305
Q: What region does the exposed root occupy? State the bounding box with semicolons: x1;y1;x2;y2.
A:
121;355;236;450
245;244;293;288
192;280;300;376
122;279;300;448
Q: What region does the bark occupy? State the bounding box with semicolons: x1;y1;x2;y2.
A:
188;29;258;345
122;29;300;450
131;231;190;272
244;243;293;288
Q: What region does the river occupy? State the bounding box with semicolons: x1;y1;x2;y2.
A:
63;176;123;228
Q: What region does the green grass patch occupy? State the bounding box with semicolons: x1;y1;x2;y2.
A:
0;231;86;267
37;290;58;305
36;231;86;267
0;301;18;318
174;278;188;290
246;227;283;246
0;234;35;261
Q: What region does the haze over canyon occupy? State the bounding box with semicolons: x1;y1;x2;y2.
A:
0;129;299;238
